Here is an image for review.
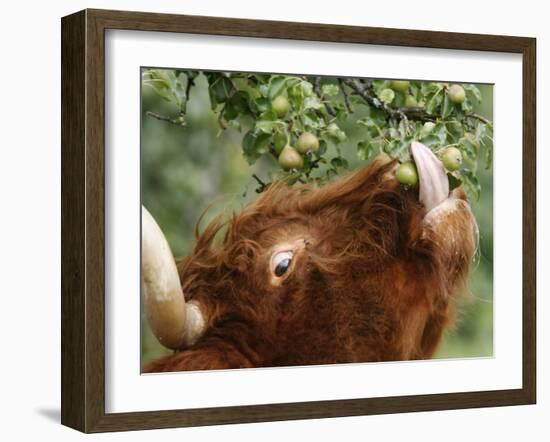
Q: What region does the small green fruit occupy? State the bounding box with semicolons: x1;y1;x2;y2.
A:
379;88;395;104
404;95;418;107
442;147;463;171
272;96;290;118
448;84;466;104
423;121;436;133
278;145;303;170
420;121;436;139
296;132;320;154
390;80;410;93
395;162;418;187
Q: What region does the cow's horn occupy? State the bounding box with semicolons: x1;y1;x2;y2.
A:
141;206;205;349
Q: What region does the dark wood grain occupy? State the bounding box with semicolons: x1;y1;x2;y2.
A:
89;8;532;53
522;38;537;404
61;10;86;431
61;8;537;433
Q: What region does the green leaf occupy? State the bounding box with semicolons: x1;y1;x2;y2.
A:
388;127;400;139
143;69;187;111
255;120;278;134
287;83;305;110
210;76;234;103
398;119;409;138
463;84;482;102
368;108;387;127
372;80;391;95
357;140;374;161
227;120;241;132
254;132;272;154
322;84;339;97
357;117;377;129
330;157;349;169
229;91;250;113
433;122;447;144
318;139;328;156
258;110;278;121
259;84;269;97
268;76;287;100
223;103;238;121
446;120;463;142
441;94;453;118
419;135;441;149
303;95;323;110
301;81;314;97
249;74;270;85
326;123;346;143
459;136;478;161
461;168;481;201
425;88;443;114
461;100;473;113
242;129;272;164
336;130;347;142
303;110;323;129
448;173;462;191
421;82;442;95
242;130;259;164
254;97;271;113
392;91;406;108
273;130;288;154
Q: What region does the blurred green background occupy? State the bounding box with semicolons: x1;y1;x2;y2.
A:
141;71;493;367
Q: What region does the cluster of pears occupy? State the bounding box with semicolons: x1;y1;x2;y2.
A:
388;80;423;108
277;132;319;170
271;95;320;171
395;146;463;187
386;80;466;107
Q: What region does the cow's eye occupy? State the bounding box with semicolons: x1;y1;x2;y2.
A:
272;251;294;277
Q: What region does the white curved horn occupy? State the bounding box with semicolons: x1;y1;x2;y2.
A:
142;206;205;349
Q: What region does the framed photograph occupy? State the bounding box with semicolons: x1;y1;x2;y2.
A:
61;9;536;433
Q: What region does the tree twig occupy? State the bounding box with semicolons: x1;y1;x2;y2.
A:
146;111;185;126
466;112;492;126
218;114;228;130
342;78;494;129
252;174;269;193
339;79;353;113
343;79;413;132
343;78;405;120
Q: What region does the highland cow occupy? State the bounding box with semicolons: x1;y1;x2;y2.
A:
141;141;478;372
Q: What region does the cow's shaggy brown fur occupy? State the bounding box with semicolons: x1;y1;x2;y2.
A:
144;159;477;372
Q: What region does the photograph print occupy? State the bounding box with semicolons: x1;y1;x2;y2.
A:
140;69;493;373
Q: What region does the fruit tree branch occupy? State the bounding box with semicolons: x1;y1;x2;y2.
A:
146;111;185;126
466;112;492;126
342;78;492;128
338;79;353;113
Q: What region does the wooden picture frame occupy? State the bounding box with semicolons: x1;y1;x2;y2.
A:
61;8;536;433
